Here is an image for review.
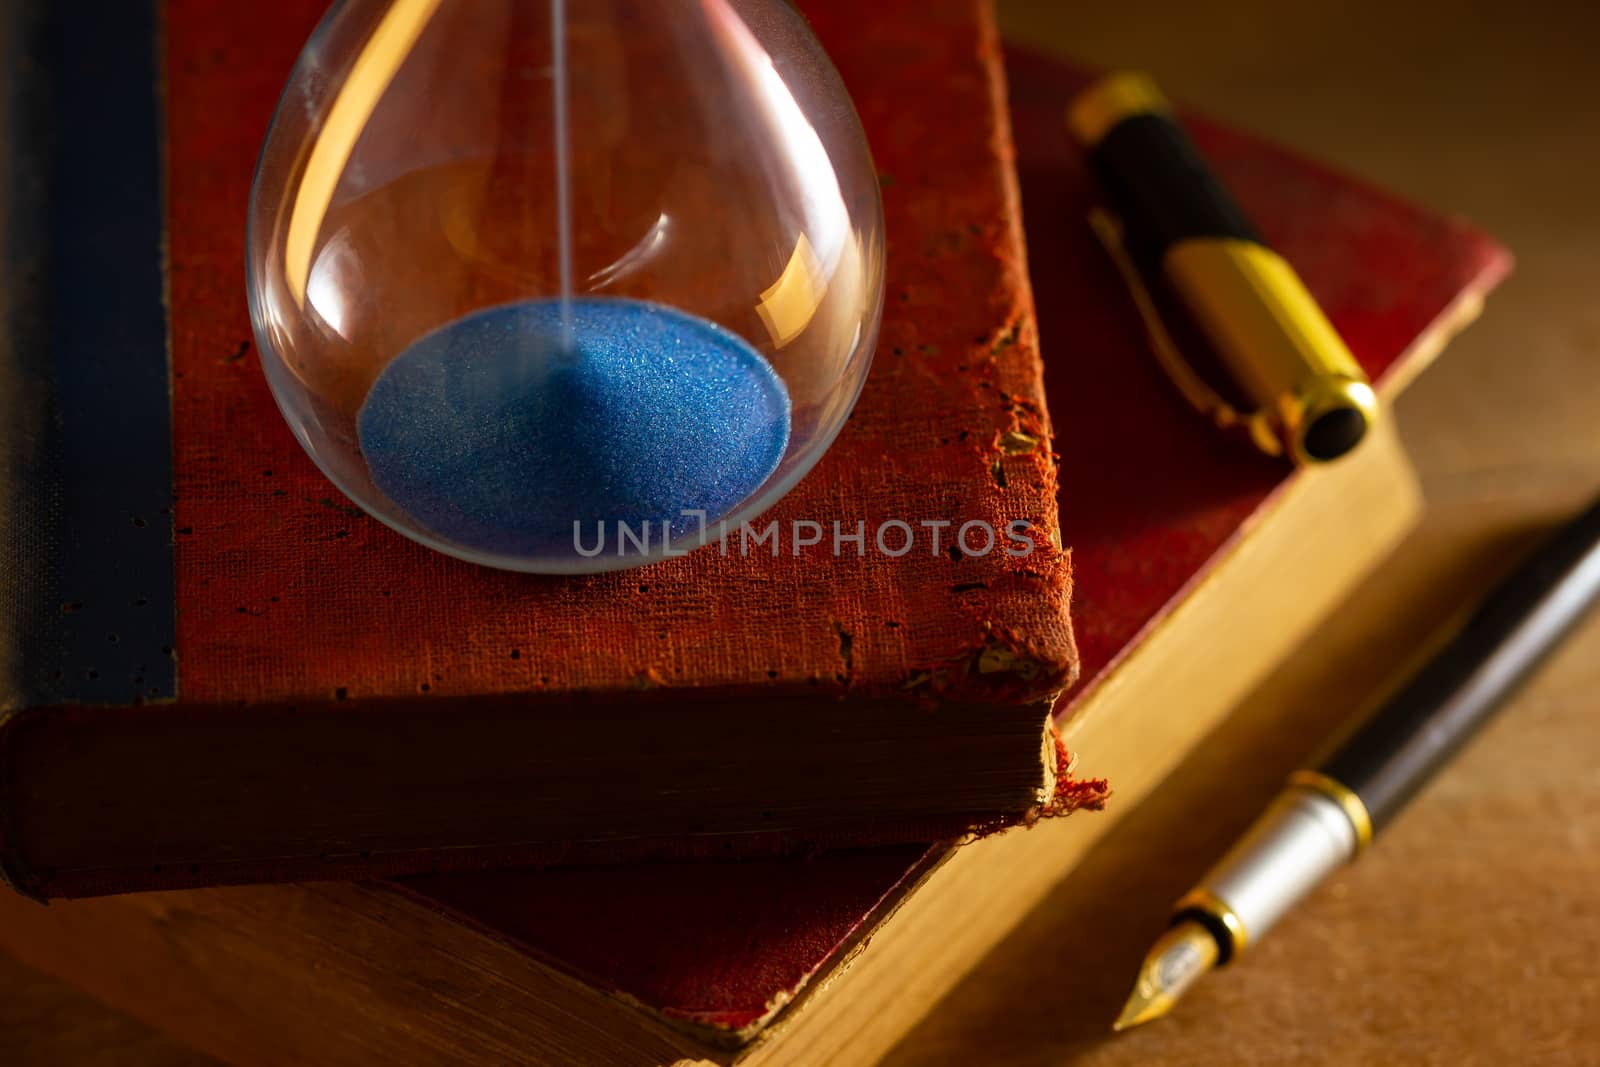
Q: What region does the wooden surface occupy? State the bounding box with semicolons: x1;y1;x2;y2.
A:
3;0;1598;1063
0;954;214;1067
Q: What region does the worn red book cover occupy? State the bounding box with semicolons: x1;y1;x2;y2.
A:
0;0;1088;899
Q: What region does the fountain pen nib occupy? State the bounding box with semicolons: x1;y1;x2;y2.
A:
1113;919;1221;1031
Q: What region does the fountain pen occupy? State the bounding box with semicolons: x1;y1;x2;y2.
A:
1116;492;1600;1030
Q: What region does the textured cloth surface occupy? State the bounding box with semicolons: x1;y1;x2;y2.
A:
167;0;1075;710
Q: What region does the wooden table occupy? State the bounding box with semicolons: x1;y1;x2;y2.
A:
4;1;1598;1063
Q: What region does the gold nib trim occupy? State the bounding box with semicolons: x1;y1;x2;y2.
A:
1113;920;1220;1031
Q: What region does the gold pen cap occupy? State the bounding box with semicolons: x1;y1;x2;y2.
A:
1071;71;1376;464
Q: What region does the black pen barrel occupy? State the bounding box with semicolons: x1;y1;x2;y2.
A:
1085;112;1262;258
1321;495;1600;830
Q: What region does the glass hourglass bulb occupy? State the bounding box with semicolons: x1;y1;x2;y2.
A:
247;0;885;573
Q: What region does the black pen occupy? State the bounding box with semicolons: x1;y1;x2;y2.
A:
1069;71;1377;466
1116;493;1600;1029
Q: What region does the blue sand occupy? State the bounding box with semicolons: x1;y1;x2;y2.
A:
358;298;791;560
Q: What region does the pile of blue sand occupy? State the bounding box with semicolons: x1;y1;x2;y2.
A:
358;298;791;561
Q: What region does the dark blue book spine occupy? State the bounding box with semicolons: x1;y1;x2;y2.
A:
1;0;176;713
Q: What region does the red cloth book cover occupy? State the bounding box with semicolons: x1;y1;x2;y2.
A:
0;0;1090;899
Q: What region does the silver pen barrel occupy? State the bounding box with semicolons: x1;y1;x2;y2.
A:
1175;779;1365;960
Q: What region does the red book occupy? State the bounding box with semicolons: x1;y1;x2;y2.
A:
0;18;1509;1067
0;0;1093;900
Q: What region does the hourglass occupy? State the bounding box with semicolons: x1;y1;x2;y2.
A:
247;0;885;573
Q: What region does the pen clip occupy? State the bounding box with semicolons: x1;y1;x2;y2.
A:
1087;208;1284;458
